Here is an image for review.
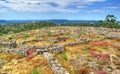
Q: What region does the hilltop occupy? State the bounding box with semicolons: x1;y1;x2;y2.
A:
0;26;120;74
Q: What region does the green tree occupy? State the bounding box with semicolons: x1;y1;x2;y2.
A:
97;20;104;27
97;15;119;28
104;15;119;28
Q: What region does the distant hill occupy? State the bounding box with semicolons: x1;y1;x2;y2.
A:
0;19;119;25
44;19;98;24
0;20;6;23
0;20;36;25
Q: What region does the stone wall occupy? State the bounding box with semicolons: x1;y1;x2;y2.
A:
18;39;44;48
44;52;69;74
0;44;65;56
65;40;90;46
106;33;120;38
0;40;16;48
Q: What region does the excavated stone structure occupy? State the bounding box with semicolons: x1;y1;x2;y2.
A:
44;52;69;74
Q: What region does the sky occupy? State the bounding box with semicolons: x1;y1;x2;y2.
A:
0;0;120;20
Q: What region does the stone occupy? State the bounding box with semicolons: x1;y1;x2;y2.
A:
112;70;120;74
0;60;4;68
44;52;69;74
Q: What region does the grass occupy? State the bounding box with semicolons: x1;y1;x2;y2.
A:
24;34;30;39
62;52;68;61
81;46;90;51
47;31;52;35
31;69;41;74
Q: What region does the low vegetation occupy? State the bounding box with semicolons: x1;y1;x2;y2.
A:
31;69;41;74
0;22;56;35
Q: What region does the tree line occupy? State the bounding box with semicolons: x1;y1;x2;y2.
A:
0;15;119;36
0;22;56;35
63;15;120;28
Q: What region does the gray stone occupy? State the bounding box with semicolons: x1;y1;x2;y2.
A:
44;52;69;74
0;60;4;68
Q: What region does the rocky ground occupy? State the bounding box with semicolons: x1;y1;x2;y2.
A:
0;26;120;74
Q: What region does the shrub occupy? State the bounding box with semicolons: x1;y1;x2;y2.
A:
0;33;3;35
8;37;12;40
79;67;89;74
47;31;52;35
62;52;68;61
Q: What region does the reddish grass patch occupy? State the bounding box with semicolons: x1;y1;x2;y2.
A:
97;71;107;74
26;54;35;61
90;41;113;47
90;47;97;51
32;59;40;63
91;52;110;61
76;46;85;49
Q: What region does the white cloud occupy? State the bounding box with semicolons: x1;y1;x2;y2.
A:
87;5;120;13
0;0;107;12
77;6;87;8
0;8;7;13
87;9;105;13
106;6;119;9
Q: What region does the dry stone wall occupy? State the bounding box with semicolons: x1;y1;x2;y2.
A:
0;44;65;56
0;40;16;48
44;52;69;74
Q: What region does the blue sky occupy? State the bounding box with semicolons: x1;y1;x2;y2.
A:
0;0;120;20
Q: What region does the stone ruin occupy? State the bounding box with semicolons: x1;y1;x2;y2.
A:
44;52;69;74
0;37;91;74
0;27;120;74
106;33;120;39
0;40;16;48
0;45;64;56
